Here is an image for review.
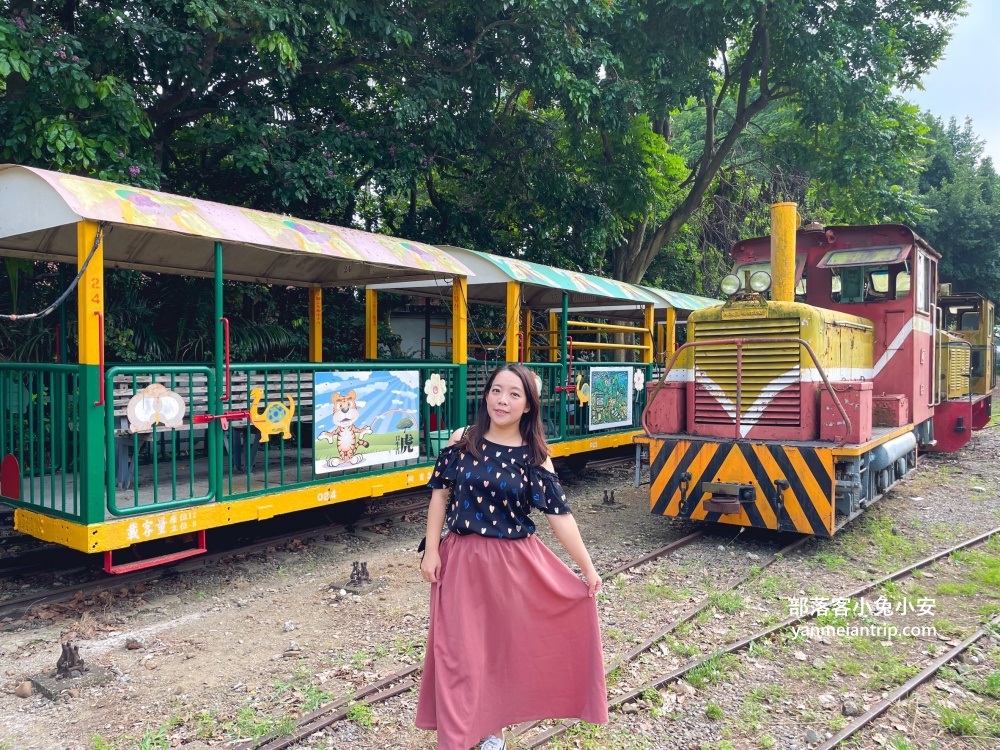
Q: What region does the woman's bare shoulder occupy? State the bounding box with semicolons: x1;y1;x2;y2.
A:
446;427;469;447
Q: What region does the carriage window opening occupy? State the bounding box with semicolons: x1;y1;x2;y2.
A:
945;305;981;331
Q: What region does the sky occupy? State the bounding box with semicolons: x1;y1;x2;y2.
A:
906;0;1000;163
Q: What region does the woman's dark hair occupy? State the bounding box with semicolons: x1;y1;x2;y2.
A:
456;364;548;466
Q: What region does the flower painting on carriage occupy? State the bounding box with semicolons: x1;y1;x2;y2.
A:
314;370;421;474
588;366;634;430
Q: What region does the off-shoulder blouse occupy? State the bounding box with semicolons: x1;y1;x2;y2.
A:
427;437;572;539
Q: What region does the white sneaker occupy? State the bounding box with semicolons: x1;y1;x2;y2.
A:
480;735;506;750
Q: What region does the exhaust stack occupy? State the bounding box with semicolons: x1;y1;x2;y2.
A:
770;202;798;303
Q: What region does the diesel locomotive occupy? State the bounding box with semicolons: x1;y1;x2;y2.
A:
639;203;995;536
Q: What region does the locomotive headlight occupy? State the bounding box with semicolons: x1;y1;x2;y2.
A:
720;274;742;296
749;270;772;293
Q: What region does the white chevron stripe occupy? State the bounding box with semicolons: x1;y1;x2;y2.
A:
696;369;800;438
873;317;916;377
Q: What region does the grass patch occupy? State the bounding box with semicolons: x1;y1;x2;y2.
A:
551;721;651;750
812;550;848;570
225;707;296;741
705;701;724;720
937;581;979;596
346;701;376;729
937;704;981;736
685;653;739;689
665;635;700;658
709;591;745;614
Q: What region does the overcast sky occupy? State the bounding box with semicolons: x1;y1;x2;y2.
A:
906;0;1000;163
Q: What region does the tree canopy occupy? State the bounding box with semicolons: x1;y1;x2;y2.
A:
3;0;996;363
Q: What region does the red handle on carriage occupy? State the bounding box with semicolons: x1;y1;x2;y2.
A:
221;317;231;402
94;311;105;407
556;337;576;393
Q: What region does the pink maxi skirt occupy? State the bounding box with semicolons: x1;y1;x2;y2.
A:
415;532;608;749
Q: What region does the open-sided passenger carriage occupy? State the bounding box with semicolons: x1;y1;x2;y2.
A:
370;246;716;467
0;165;473;572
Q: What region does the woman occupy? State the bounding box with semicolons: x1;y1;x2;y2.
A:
416;364;608;750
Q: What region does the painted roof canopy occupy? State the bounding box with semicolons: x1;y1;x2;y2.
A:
0;165;471;285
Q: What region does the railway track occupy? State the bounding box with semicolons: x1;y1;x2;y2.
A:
242;522;1000;750
516;524;1000;748
0;495;429;622
235;528;802;750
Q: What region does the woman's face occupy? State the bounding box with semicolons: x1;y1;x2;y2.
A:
486;370;529;428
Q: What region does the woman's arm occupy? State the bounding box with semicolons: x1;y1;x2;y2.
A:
545;513;602;597
420;487;449;583
539;456;601;596
420;427;466;584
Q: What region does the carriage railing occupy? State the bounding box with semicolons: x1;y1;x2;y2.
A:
102;361;461;510
0;363;82;520
467;359;652;442
222;362;460;501
104;365;219;517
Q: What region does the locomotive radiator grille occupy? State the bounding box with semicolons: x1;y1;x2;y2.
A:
693;318;801;427
947;344;971;399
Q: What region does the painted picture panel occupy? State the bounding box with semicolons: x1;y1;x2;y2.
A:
588;366;634;430
314;370;420;474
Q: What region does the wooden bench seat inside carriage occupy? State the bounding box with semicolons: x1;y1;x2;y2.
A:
637;203;997;538
0;164;477;571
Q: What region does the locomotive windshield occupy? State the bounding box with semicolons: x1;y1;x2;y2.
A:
830;264;911;303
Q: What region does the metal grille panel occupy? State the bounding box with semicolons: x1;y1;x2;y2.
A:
692;318;801;427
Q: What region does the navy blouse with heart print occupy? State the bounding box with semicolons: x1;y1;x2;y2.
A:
427;438;572;539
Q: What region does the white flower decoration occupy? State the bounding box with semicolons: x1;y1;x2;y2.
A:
424;373;448;407
633;369;645;392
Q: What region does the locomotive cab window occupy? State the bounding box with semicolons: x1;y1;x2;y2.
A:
916;252;935;314
821;245;913;305
830;264;910;304
945;304;981;331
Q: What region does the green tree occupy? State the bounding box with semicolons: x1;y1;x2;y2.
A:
913;116;1000;297
587;0;962;282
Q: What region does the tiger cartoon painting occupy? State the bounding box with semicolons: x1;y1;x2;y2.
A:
313;370;420;475
318;391;373;466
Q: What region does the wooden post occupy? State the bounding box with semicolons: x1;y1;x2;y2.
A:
365;289;378;359
309;287;322;363
453;277;469;425
642;304;654;364
504;282;521;363
549;312;558;363
521;307;532;363
666;307;677;358
77;221;105;524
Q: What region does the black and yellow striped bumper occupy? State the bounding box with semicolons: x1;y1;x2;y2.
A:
649;439;835;536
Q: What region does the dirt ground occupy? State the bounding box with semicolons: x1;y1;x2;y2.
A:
3;427;1000;750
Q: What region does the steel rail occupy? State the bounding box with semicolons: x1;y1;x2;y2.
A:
517;524;1000;748
813;614;1000;750
510;534;809;744
0;498;429;622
